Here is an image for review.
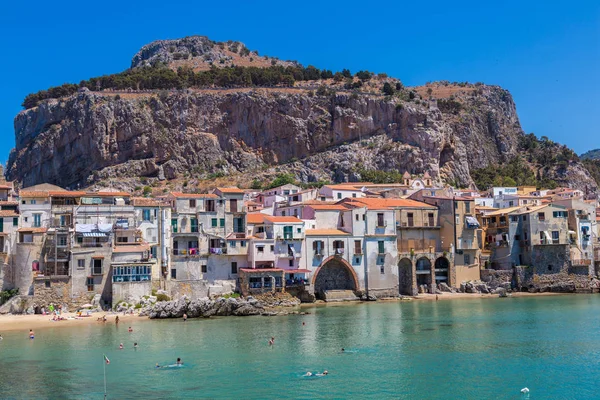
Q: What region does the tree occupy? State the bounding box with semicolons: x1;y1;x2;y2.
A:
341;69;352;78
382;82;395;96
355;70;373;81
268;173;296;189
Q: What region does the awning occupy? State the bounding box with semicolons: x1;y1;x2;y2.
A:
76;224;113;233
284;269;311;274
82;232;107;238
465;216;480;228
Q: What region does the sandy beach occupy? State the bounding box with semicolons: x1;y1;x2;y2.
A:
0;312;149;332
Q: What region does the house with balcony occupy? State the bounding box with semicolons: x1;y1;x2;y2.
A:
318;183;368;201
479;206;522;270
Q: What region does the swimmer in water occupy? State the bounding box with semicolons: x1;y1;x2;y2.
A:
303;372;313;377
134;342;138;349
183;313;187;322
119;343;124;349
155;363;161;369
316;370;329;377
176;358;182;365
128;326;133;332
268;337;275;346
29;329;35;339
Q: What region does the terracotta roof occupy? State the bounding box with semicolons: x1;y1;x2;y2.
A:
19;191;49;198
131;197;167;207
511;205;550;215
246;214;267;224
0;185;13;190
264;216;303;223
343;198;435;210
18;227;47;233
483;206;523;217
170;192;218;199
324;184;368;191
297;200;338;205
308;204;348;211
49;191;86;197
305;229;350;236
112;244;150;253
215;187;245;194
0;211;18;217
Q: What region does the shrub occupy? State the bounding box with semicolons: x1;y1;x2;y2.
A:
382;82;395;96
142;186;152;197
156;293;170;302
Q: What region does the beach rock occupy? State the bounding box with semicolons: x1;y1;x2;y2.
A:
147;295;267;319
91;294;102;306
25;306;34;315
438;282;452;292
493;287;508;297
475;283;490;294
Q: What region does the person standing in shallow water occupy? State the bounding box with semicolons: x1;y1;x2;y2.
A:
183;313;187;322
268;337;275;346
29;330;34;339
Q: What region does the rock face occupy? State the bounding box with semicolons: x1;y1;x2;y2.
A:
6;38;598;193
143;296;265;318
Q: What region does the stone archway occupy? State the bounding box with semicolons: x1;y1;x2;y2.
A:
415;257;432;288
312;257;358;299
398;258;414;295
434;257;450;286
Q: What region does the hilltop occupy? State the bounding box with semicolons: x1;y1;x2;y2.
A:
6;36;598;196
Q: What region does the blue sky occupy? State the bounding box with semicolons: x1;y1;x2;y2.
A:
0;0;598;165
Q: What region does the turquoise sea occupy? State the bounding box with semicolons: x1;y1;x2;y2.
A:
1;295;599;399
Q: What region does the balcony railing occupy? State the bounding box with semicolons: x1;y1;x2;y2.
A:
210;247;227;255
571;259;592;266
173;248;201;256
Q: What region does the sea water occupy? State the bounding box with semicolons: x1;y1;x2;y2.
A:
1;295;599;399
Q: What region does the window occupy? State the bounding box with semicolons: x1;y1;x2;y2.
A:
201;265;207;273
552;231;559;242
171;218;178;233
191;218;198;233
320;197;326;201
538;212;545;221
117;237;128;243
231;262;237;274
92;259;103;275
13;217;18;226
514;235;520;241
77;259;85;269
464;254;471;265
283;226;293;239
282;211;286;216
362;214;365;221
289;259;293;267
510;216;519;222
313;241;323;255
355;214;359;221
270;245;274;252
377;213;384;227
211;218;217;227
333;240;344;254
230;241;236;248
428;213;434;226
143;209;151;221
378;241;385;254
45;280;51;288
257;246;264;253
0;219;3;233
524;231;528;240
523;215;527;221
241;241;246;247
220;218;225;227
508;201;514;207
206;200;215;212
352;193;357;198
30;200;36;205
553;211;567;218
354;240;362;255
407;213;414;227
465;202;471;213
87;277;94;292
297;228;301;234
57;235;67;246
189;199;196;208
33;213;41;228
380;265;385;274
171;269;177;279
230;199;238;212
337;193;342;199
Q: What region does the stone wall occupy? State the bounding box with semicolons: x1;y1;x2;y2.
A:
32;278;89;310
112;281;152;307
165;279;236;299
456;264;481;284
480;269;514;290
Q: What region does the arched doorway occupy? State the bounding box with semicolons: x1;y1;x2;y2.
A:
313;257;358;299
415;257;432;288
434;257;450;285
398;258;414;296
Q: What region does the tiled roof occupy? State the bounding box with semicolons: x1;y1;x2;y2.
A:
215;187;245;194
131;197;167;207
342;198;435;210
18;227;47;233
308;204;348;211
264;216;303;223
305;229;350;236
0;211;18;217
49;191;87;197
170;192;218;199
86;191;131;197
246;214;267;224
19;191;49;198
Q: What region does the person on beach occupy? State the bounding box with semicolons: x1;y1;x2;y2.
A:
29;329;34;339
436;295;439;301
115;316;119;325
102;315;107;323
128;326;133;332
176;358;183;365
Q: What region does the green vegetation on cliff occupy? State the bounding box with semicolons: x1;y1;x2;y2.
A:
22;64;365;109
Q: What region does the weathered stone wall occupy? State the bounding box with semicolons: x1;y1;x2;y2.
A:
112;281;152;307
480;269;514;289
31;278;89;310
165;279;236;299
314;261;356;294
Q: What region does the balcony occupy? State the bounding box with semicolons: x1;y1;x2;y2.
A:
210;247;227;255
173;248;202;257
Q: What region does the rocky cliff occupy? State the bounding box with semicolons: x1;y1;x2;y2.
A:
6;37;598;194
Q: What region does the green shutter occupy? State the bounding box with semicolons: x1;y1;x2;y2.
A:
211;218;217;227
0;218;3;232
220;218;225;227
13;217;18;226
171;218;178;233
378;241;384;254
